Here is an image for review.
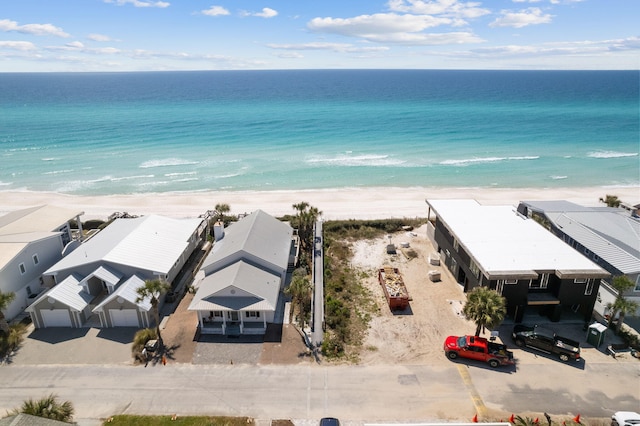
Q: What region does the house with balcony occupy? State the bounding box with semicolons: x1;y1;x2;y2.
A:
0;205;83;321
26;214;205;328
188;209;294;335
517;200;640;318
425;199;609;323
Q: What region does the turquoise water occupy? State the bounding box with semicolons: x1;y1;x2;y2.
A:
0;70;638;195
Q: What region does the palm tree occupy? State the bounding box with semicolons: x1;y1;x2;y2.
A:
284;270;311;328
606;275;639;333
214;203;230;222
0;291;16;335
136;279;171;348
292;202;322;255
11;393;74;423
599;194;621;207
462;286;507;337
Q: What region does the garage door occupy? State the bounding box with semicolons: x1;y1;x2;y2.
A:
42;309;72;327
109;309;140;327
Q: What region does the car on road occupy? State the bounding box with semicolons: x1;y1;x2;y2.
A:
320;418;340;426
612;411;640;426
512;324;581;362
444;335;515;368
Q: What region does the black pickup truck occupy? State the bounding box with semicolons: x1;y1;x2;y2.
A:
512;324;581;362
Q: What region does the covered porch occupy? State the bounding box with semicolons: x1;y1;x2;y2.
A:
197;309;267;335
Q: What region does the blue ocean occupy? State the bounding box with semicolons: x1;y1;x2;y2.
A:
0;70;638;195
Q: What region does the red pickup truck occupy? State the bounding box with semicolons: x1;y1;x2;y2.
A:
444;335;515;368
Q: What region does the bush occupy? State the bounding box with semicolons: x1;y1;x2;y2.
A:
132;328;157;359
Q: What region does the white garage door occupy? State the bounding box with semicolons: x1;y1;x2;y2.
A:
109;309;140;327
42;309;72;328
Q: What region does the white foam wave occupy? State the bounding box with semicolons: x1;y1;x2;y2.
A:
41;157;61;161
139;158;199;168
42;169;74;175
306;154;405;167
215;173;242;179
0;181;12;186
587;151;638;159
550;175;568;180
440;156;539;166
164;172;197;177
111;174;155;182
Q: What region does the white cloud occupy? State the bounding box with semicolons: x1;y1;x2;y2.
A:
267;42;389;53
88;33;113;42
240;7;278;18
0;40;37;51
0;19;70;37
387;0;490;19
307;13;483;45
104;0;170;8
490;8;553;28
202;6;230;16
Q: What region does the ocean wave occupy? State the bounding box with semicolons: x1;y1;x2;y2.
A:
164;172;197;177
42;169;74;175
41;157;61;161
550;175;568;180
139;158;199;168
306;154;405;167
0;181;12;186
111;174;155;182
215;172;243;179
440;156;539;166
587;151;638;159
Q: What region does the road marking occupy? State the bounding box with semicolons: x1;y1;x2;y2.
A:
456;364;487;417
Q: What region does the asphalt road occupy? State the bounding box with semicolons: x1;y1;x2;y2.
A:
1;360;638;424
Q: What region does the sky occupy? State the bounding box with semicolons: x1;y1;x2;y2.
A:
0;0;638;72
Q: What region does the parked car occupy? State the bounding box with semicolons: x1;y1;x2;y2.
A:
444;335;515;368
612;412;640;426
320;418;340;426
511;324;581;362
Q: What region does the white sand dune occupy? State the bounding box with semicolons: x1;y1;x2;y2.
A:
1;186;638;220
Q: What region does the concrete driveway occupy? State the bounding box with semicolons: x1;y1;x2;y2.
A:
7;325;136;365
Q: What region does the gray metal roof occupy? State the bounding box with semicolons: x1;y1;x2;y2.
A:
45;215;203;276
189;260;280;312
201;209;293;274
93;274;152;312
427;199;609;278
26;273;93;312
521;200;640;274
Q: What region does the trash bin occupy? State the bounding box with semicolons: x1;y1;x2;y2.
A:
586;322;607;347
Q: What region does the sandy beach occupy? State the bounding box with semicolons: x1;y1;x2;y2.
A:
1;186;638;221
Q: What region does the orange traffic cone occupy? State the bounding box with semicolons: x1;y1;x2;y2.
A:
472;414;478;423
573;415;581;424
509;415;515;423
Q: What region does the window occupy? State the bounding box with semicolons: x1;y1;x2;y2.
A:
505;279;518;285
245;311;260;318
635;276;640;292
585;279;594;296
496;281;504;295
32;254;39;265
214;311;223;317
574;278;587;284
453;238;459;252
19;263;26;275
469;260;480;279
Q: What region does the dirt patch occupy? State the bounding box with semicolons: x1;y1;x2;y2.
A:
351;224;475;365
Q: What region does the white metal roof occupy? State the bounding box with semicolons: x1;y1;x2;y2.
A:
93;275;152;312
189;260;280;312
0;205;81;269
45;215;203;276
427;199;609;278
26;273;93;312
82;265;123;287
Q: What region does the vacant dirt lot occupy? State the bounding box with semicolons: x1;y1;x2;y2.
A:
349;224;475;365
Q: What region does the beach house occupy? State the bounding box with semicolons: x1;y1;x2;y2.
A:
425;199;609;323
0;205;83;322
26;214;205;328
189;210;294;335
517;200;640;318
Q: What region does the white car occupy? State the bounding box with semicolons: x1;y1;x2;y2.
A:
612;412;640;426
